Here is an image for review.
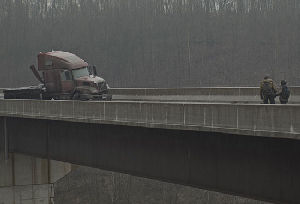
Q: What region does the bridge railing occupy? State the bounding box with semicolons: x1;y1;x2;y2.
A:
110;86;300;95
0;99;299;139
109;87;300;103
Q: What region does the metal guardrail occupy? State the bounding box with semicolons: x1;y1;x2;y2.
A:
110;86;300;96
109;87;300;103
110;87;260;96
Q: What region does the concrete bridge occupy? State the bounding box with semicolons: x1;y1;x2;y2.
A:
1;89;300;203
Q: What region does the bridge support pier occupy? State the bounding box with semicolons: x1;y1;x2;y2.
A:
0;152;71;203
0;117;71;203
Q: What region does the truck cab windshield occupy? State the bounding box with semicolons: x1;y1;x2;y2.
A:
72;67;89;79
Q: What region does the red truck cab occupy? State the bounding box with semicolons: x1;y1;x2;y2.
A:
37;51;111;100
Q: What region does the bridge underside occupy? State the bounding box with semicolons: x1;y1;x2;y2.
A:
1;117;299;203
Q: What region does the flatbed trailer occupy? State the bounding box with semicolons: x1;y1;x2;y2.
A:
3;86;43;99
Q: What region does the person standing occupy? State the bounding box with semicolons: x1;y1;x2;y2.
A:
276;80;290;104
260;76;276;104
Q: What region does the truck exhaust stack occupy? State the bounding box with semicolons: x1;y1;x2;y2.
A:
30;65;44;83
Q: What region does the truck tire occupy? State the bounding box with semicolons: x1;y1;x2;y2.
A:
104;95;112;101
72;92;80;100
42;95;52;100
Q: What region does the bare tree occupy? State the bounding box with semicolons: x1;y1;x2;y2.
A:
0;0;300;88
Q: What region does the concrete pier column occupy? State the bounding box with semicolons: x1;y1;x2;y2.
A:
0;153;71;204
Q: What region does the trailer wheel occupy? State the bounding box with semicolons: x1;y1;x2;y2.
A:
104;95;112;101
42;95;52;100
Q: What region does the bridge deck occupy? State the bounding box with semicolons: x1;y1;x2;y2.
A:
0;99;299;140
1;99;300;203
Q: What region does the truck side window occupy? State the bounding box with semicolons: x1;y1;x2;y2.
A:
60;70;72;81
65;71;72;80
45;60;52;66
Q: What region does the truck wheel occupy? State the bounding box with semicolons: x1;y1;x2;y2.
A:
42;96;52;100
72;92;80;100
105;95;112;101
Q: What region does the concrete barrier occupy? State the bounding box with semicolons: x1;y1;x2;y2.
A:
0;100;299;140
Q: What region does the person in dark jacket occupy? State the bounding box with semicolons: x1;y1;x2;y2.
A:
260;76;277;104
276;80;290;104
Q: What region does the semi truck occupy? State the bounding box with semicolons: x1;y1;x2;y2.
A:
4;51;112;100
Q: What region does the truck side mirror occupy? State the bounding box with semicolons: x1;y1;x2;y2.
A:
87;66;93;75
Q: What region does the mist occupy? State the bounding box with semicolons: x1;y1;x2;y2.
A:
0;0;299;88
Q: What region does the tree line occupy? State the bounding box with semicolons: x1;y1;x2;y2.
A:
0;0;300;88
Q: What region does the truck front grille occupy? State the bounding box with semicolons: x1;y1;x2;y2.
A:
97;82;107;91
